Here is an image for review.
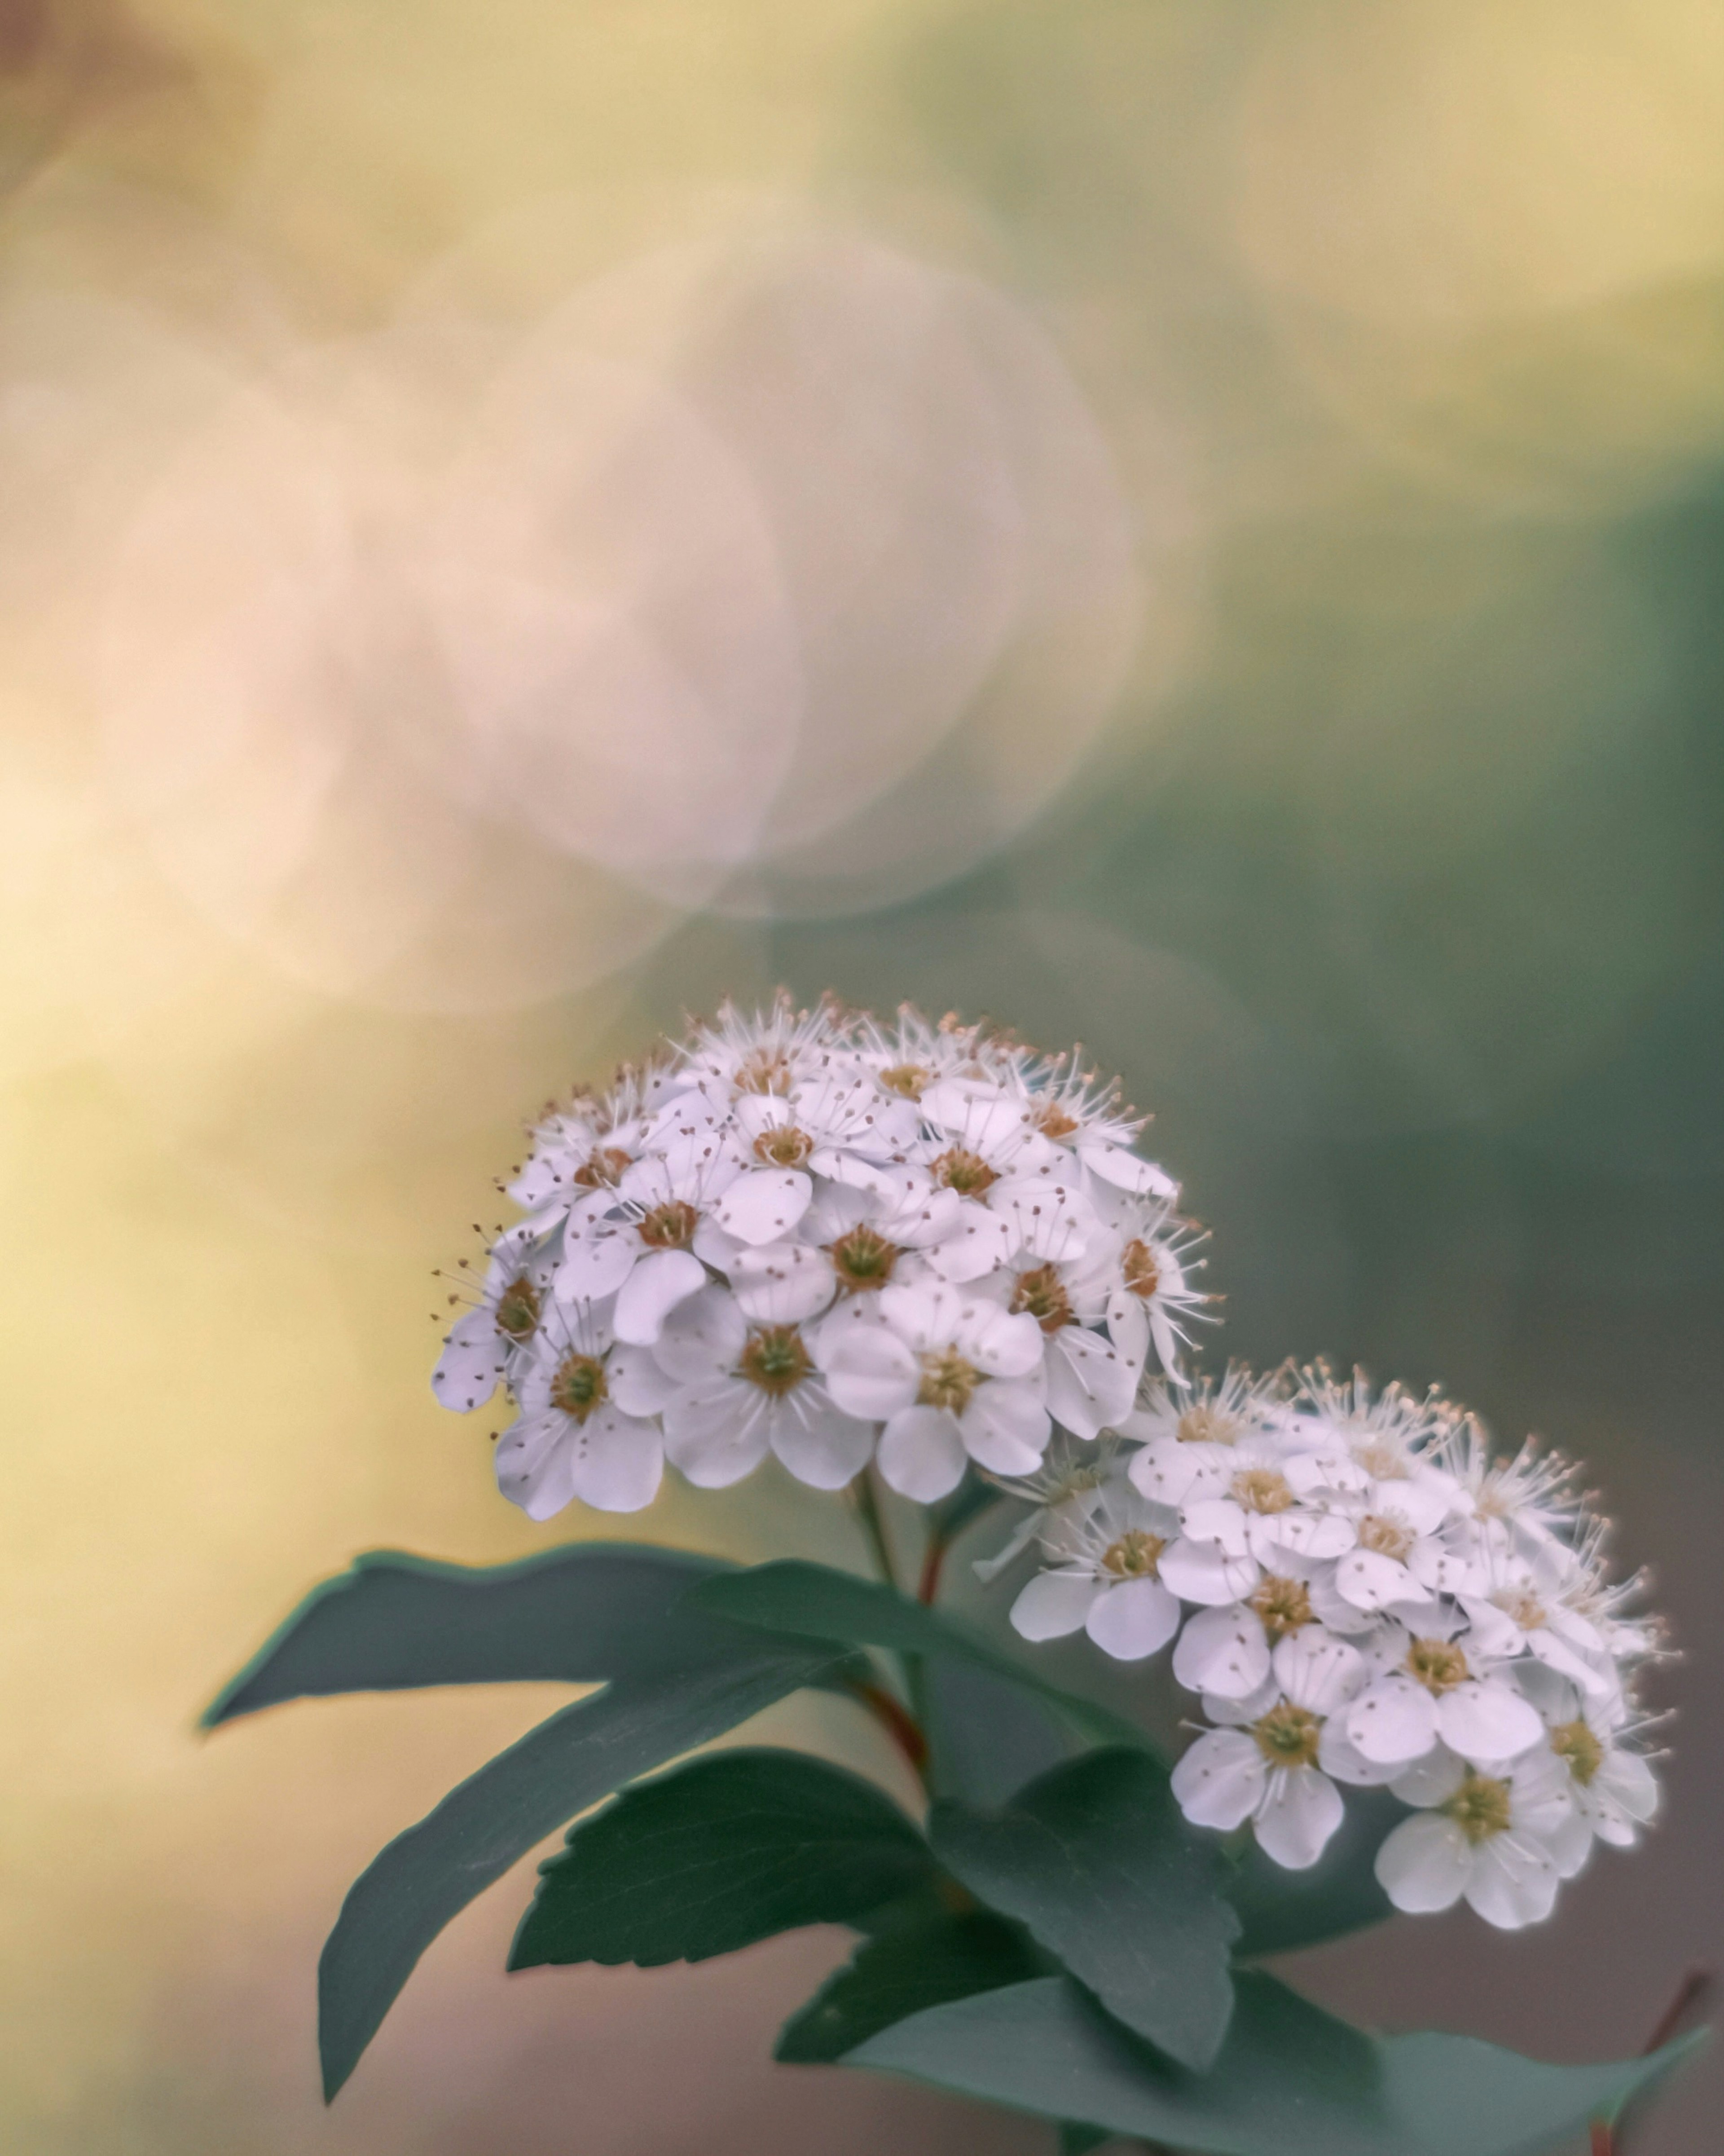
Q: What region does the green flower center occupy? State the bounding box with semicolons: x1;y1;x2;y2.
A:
1231;1467;1293;1515
1551;1720;1604;1787
1357;1512;1414;1562
1249;1574;1313;1642
829;1224;899;1291
739;1325;811;1397
1252;1702;1323;1769
1441;1771;1513;1844
932;1147;996;1198
550;1353;608;1423
1406;1637;1469;1694
493;1275;541;1343
877;1063;929;1100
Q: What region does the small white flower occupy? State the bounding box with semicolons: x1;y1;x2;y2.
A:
822;1277;1049;1499
1171;1567;1330;1702
554;1118;743;1340
985;1229;1139;1444
654;1285;875;1491
1374;1743;1580;1929
1123;1367;1293;1508
1008;1473;1183;1661
432;1225;557;1412
1342;1617;1546;1769
495;1302;673;1517
1170;1628;1368;1869
1517;1662;1662;1858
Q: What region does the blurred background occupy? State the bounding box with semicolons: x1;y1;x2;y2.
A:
2;0;1721;2148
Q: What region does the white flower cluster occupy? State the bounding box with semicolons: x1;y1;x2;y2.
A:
996;1369;1663;1927
434;998;1204;1515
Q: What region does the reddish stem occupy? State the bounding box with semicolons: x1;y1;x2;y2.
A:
1591;2125;1613;2156
1593;1961;1715;2156
918;1530;949;1605
854;1680;930;1779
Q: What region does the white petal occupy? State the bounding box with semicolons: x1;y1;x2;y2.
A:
661;1381;771;1488
1158;1537;1260;1605
1526;1628;1614;1698
1375;1813;1472;1914
1179;1497;1253;1558
1464;1834;1561;1930
1080;1142;1175;1196
494;1412;576;1521
1436;1680;1545;1766
1390;1744;1467;1807
1010;1568;1100;1641
1128;1440;1227;1507
555;1230;636;1305
652;1285;748;1384
926;1203;1017;1283
1274;1628;1365;1717
1086;1576;1182;1661
765;1397;875;1490
1265;1511;1356;1561
432;1307;509;1412
1254;1768;1344;1871
821;1324;919;1420
959;1381;1051;1475
711;1167;813;1246
729;1241;838;1326
1595;1749;1659;1827
1318;1723;1402;1787
957;1301;1045;1379
876;1404;968;1500
1346;1673;1440;1765
1173;1605;1273;1700
567;1408;664;1513
1045;1327;1137;1441
607;1341;679;1417
1104;1289;1150;1369
1333;1548;1418;1613
1171;1729;1265;1832
614;1248;707;1345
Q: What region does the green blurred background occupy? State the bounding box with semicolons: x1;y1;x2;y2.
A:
2;0;1720;2149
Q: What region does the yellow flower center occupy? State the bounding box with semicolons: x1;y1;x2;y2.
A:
1356;1512;1414;1563
493;1275;541;1343
1102;1530;1164;1578
1121;1239;1161;1299
1441;1771;1513;1844
1030;1098;1080;1138
638;1200;699;1250
1011;1264;1073;1336
877;1062;930;1100
1252;1702;1323;1769
1231;1467;1294;1515
738;1325;812;1397
550;1353;608;1423
1249;1574;1314;1642
1406;1636;1469;1695
932;1146;997;1198
828;1223;899;1291
918;1349;981;1415
735;1047;794;1095
1176;1404;1241;1446
1551;1720;1605;1787
1355;1440;1409;1481
1494;1589;1548;1632
752;1124;814;1169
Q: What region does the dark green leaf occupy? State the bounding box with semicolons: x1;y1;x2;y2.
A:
318;1645;836;2099
1225;1786;1399;1958
846;1969;1705;2156
775;1907;1047;2065
510;1747;935;1970
924;1657;1073;1807
931;1748;1238;2071
204;1545;740;1725
1058;2127;1113;2155
689;1562;1150;1752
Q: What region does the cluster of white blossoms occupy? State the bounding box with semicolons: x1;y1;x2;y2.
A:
994;1369;1664;1928
434;997;1203;1514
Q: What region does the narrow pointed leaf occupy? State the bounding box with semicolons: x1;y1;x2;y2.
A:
775;1908;1047;2065
510;1747;936;1970
317;1646;836;2099
930;1748;1238;2071
847;1969;1705;2156
1224;1786;1399;1958
205;1545;739;1725
689;1562;1150;1752
924;1658;1072;1807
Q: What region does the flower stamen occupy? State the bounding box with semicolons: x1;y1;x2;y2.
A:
1102;1529;1165;1578
550;1353;608;1423
1252;1702;1323;1769
1406;1637;1469;1694
1011;1264;1073;1335
493;1275;541;1343
918;1349;980;1415
1249;1574;1313;1641
738;1325;812;1398
1551;1720;1604;1787
1441;1771;1513;1843
828;1223;899;1292
932;1146;997;1198
638;1200;699;1250
1231;1467;1294;1515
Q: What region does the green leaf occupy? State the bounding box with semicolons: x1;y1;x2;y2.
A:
1224;1786;1399;1958
775;1907;1047;2065
510;1747;936;1971
317;1645;836;2100
1057;2127;1113;2155
924;1658;1073;1807
930;1748;1238;2071
204;1545;740;1725
846;1969;1705;2156
689;1561;1150;1752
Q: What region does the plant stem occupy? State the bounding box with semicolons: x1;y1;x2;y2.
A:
849;1464;899;1592
852;1680;930;1784
918;1526;950;1605
1595;1960;1715;2156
